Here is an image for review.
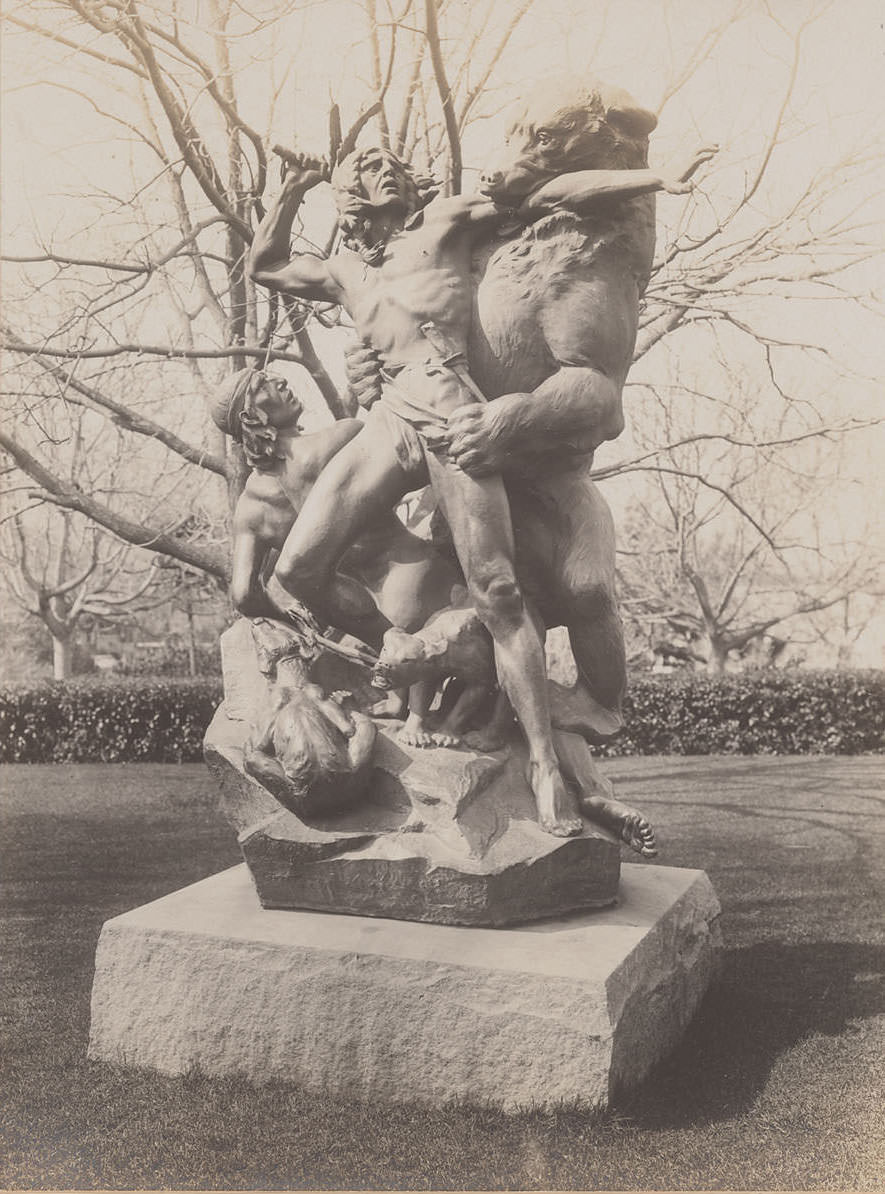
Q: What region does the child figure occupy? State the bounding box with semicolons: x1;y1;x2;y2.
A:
210;366;467;746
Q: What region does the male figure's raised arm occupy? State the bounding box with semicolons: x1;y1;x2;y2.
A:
519;145;718;216
248;156;341;303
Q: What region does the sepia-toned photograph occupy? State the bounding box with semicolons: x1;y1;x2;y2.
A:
1;0;882;1188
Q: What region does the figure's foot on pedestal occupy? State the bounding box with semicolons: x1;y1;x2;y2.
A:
431;730;462;747
529;761;584;838
398;715;436;748
621;812;657;857
579;794;658;857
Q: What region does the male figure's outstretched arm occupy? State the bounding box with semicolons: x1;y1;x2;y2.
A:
518;145;718;216
248;155;341;303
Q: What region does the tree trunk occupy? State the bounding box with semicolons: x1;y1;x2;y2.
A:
53;634;73;680
185;603;197;677
706;640;729;674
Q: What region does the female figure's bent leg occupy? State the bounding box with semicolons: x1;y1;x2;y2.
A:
268;423;414;650
425;451;582;837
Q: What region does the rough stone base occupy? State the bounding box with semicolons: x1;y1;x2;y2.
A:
204;617;622;925
88;863;720;1111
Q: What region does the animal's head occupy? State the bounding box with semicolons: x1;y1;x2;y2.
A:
271;685;349;789
372;627;437;690
479;77;657;204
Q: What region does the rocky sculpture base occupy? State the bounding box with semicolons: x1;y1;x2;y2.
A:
88;862;721;1110
204;619;620;926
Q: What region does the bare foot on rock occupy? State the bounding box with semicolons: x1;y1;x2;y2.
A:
431;730;461;747
620;812;657;857
529;760;584;837
398;715;436;748
580;793;658;857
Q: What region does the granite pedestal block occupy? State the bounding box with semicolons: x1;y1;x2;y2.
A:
88;862;720;1111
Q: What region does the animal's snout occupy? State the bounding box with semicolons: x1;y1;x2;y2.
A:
371;663;392;690
478;148;543;204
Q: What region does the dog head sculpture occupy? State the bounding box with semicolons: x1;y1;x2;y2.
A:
372;610;495;693
480;76;657;203
372;627;438;691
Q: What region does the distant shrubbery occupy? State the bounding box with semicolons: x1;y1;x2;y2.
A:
0;670;881;763
0;677;222;763
603;669;885;756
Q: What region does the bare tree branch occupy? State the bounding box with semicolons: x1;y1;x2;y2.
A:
0;429;229;580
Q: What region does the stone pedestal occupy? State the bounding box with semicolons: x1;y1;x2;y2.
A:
88;862;720;1111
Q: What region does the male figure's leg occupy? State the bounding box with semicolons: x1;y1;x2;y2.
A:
268;424;415;650
424;451;582;837
510;470;658;850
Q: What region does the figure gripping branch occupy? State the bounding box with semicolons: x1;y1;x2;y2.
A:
247;144;711;837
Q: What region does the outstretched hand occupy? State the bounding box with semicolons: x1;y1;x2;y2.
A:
663;144;718;194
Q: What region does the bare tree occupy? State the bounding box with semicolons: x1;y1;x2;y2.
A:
1;0;881;624
614;417;880;672
0;505;163;680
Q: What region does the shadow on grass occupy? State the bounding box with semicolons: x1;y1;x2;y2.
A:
618;940;885;1128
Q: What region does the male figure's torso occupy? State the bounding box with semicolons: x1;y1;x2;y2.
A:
330;199;479;370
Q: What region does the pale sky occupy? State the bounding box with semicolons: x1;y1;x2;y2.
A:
1;0;883;662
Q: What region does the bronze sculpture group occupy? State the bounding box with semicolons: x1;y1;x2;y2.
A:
209;77;716;891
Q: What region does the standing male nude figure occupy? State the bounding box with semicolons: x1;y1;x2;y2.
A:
248;146;705;836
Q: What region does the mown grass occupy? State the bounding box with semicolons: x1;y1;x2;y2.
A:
1;757;883;1190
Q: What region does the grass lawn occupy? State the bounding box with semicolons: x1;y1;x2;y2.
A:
1;756;883;1190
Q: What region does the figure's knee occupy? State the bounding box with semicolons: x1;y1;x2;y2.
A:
274;540;329;593
468;561;524;632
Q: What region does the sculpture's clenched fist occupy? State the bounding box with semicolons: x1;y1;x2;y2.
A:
438;401;514;477
343;342;384;410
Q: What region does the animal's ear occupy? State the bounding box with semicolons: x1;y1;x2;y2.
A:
604;90;657;138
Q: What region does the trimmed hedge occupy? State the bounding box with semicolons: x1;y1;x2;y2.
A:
604;669;885;756
0;670;881;763
0;678;222;763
